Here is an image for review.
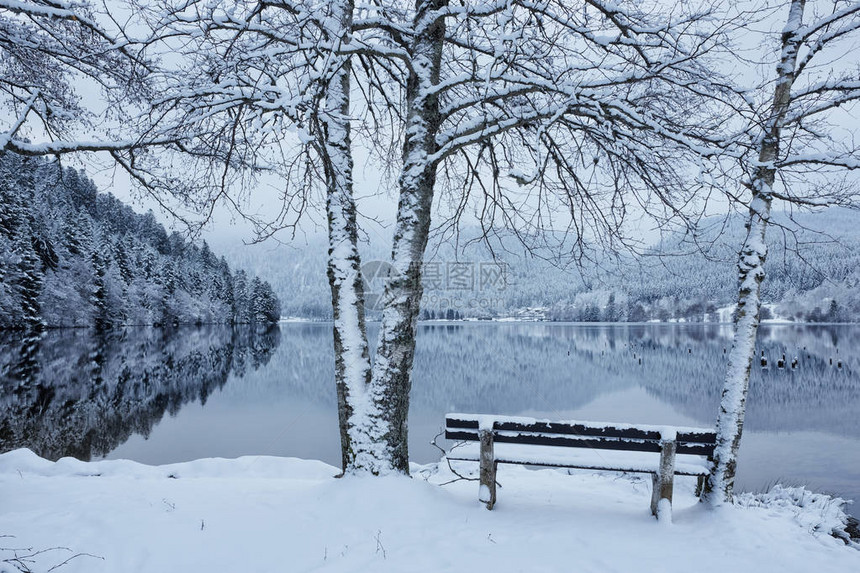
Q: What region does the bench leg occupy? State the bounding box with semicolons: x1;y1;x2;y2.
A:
650;439;676;521
695;475;705;497
479;429;497;510
650;474;662;516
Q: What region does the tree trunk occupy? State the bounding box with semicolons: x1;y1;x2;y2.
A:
704;190;772;504
367;0;448;474
321;0;385;474
704;0;805;505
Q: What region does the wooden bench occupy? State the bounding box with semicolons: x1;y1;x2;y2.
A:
445;413;716;520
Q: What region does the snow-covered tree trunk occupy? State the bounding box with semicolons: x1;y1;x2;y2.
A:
368;0;448;474
705;0;805;505
320;0;386;474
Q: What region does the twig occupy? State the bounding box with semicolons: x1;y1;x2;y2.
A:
1;540;104;573
374;530;386;559
429;430;479;485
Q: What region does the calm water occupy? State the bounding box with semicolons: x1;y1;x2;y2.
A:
1;322;858;516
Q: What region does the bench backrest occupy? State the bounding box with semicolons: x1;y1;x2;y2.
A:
445;413;716;457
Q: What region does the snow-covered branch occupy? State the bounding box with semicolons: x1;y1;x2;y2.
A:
0;0;153;155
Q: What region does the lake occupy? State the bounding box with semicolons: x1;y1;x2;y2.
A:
1;322;858;516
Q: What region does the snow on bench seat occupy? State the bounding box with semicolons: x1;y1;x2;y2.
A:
447;413;717;441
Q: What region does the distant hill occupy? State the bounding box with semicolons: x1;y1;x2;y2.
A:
0;153;280;329
211;234;332;319
210;208;860;323
622;209;860;322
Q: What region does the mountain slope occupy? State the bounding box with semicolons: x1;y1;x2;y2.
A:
0;153;280;329
210;208;860;322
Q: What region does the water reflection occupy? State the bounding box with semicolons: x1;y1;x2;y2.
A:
0;326;279;461
0;322;857;515
409;323;860;439
410;324;860;515
407;323;860;516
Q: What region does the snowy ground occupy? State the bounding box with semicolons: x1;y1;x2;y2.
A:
1;449;857;573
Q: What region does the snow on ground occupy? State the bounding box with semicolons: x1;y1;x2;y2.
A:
1;449;857;573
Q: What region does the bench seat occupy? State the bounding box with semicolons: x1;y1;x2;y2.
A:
447;442;711;476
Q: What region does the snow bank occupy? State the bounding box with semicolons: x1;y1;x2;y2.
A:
736;485;857;544
1;450;858;573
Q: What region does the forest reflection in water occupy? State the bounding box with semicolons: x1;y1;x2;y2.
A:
1;322;858;516
0;325;280;461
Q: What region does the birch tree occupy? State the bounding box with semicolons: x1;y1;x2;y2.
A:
119;0;405;472
119;0;733;475
316;0;389;473
364;0;732;473
704;0;860;504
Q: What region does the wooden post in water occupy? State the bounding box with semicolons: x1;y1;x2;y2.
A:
479;429;497;510
650;436;676;521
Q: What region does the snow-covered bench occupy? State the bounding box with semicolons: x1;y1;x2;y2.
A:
444;413;716;520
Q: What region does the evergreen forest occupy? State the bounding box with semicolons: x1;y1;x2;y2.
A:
0;153;280;330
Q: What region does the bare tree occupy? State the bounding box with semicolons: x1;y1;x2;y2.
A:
316;0;388;473
119;0;403;472
0;0;154;154
117;0;738;475
363;0;735;473
704;0;860;505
